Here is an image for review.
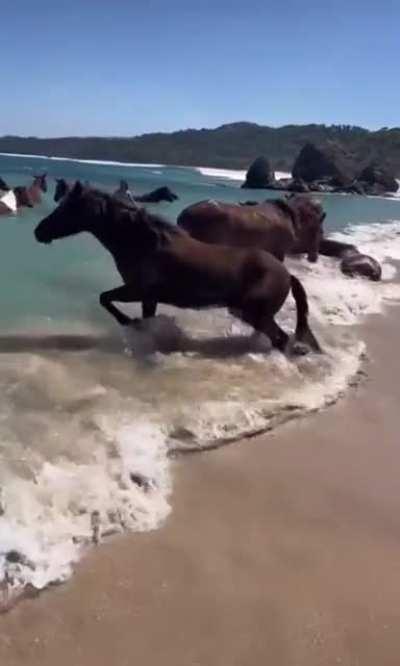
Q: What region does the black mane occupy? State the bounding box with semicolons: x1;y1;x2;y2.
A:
83;187;185;237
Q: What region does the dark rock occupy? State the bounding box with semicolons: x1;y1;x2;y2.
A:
287;178;310;193
292;142;355;185
319;238;382;281
242;156;274;189
341;253;382;281
0;177;9;191
334;182;366;195
358;163;398;193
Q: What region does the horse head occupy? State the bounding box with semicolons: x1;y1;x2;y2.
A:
284;194;326;262
35;181;104;243
33;173;48;193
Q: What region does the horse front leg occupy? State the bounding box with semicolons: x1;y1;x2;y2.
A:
99;284;144;326
142;300;158;318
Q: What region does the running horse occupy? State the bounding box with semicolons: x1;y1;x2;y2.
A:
178;196;325;263
22;174;47;205
0;174;47;215
35;182;320;355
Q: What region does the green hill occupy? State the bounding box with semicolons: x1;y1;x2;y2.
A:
1;122;400;175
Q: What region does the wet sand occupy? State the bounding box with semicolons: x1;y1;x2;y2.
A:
1;310;400;666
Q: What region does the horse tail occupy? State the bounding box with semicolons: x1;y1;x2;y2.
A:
290;275;321;352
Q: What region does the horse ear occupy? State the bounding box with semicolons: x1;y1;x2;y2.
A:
72;181;84;198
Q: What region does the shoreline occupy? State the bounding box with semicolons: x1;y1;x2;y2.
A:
1;307;400;664
2;152;399;198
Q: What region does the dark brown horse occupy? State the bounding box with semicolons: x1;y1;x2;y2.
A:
0;174;47;214
0;185;37;215
34;183;320;355
177;195;326;263
56;179;178;205
114;180;179;204
13;187;34;208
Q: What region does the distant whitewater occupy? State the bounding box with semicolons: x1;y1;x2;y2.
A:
0;152;400;608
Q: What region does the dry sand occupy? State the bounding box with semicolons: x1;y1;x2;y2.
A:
1;311;400;666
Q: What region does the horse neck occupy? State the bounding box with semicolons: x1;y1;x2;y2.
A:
29;183;40;197
88;212;131;260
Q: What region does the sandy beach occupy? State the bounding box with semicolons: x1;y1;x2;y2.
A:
1;307;400;666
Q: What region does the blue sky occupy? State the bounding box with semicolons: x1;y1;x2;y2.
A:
2;0;398;136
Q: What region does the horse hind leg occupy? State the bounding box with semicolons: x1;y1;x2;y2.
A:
257;317;289;353
240;306;289;353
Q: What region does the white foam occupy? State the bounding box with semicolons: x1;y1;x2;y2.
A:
195;167;291;182
195;167;247;181
0;153;164;169
332;220;400;274
0;189;17;213
275;171;292;181
1;217;400;605
0;353;172;608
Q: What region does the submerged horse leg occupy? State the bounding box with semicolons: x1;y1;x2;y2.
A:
99;285;144;326
142;300;157;318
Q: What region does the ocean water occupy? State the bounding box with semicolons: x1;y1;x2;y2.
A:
1;152;400;606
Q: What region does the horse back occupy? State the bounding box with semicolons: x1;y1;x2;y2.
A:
178;200;295;258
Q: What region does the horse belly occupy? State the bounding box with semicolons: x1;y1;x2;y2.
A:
155;284;229;309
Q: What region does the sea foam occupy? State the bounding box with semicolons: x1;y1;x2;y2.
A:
1;218;400;606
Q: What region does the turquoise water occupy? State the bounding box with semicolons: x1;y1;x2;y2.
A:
1;152;400;329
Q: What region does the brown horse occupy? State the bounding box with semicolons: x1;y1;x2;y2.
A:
13;174;47;207
27;173;47;204
114;180;179;204
34;183;320;355
177;195;326;263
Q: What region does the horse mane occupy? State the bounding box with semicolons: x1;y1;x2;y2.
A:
86;188;185;243
133;207;187;249
270;198;300;233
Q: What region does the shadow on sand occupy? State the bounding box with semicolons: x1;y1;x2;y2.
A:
0;316;274;360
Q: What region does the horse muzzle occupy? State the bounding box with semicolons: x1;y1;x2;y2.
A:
34;228;52;244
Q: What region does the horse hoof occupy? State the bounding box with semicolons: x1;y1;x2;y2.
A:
291;341;310;356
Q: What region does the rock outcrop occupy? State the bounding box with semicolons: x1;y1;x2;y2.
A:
241;157;274;189
358;163;398;194
292;142;355;185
